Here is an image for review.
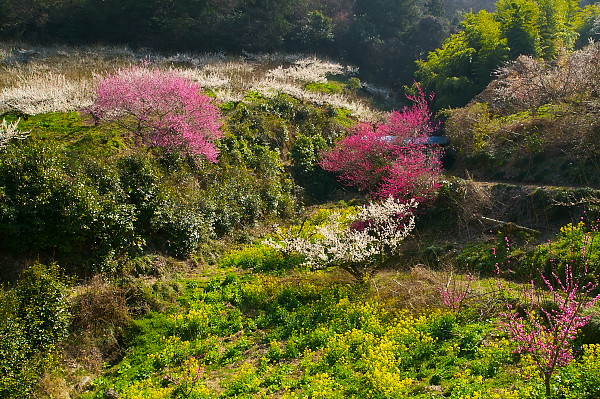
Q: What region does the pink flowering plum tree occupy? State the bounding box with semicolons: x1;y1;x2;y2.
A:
502;263;599;397
439;272;476;313
86;67;223;162
320;88;442;203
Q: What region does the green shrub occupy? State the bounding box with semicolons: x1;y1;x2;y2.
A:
291;133;338;202
0;142;139;272
0;263;70;397
527;222;600;283
219;245;304;272
461;221;600;284
456;232;533;278
116;154;166;233
117;153;214;258
151;202;212;257
199;170;295;236
15;263;71;352
427;313;457;341
0;290;39;398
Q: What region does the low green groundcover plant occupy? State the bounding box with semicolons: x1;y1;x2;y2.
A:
83;272;600;399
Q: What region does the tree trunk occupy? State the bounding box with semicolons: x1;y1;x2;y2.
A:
544;372;551;398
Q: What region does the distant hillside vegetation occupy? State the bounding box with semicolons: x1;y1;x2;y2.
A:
416;0;600;109
0;0;454;91
445;41;600;187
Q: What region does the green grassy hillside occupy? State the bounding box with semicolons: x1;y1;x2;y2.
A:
1;44;600;399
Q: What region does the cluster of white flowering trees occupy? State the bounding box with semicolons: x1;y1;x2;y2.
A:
266;197;418;280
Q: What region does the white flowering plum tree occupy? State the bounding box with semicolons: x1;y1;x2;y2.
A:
266;197;418;280
0;118;29;150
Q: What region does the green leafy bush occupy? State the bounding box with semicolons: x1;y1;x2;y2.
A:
0;263;70;397
291;133;338;202
0;142;139;271
15;263;71;352
0;290;39;398
458;221;600;283
527;222;600;282
0;143;213;267
198;170;294;236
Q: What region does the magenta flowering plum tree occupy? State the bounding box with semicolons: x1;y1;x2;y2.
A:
86;67;224;162
320;87;442;203
320;122;397;192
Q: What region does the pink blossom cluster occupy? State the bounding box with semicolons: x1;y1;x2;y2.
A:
502;262;599;395
439;272;475;312
320;88;442;203
87;66;223;162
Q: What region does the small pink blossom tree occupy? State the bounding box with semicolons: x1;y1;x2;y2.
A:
86;67;223;162
439;272;475;313
502;262;599;397
320;87;442;203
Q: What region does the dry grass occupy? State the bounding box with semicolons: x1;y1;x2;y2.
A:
371;266;444;312
371;264;508;319
66;275;132;372
446;178;494;232
37;371;71;399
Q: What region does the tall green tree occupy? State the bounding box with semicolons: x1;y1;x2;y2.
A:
416;0;595;109
416;11;508;108
496;0;540;58
576;4;600;45
342;0;422;84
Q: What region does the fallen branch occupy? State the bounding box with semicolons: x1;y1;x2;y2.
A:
480;216;541;236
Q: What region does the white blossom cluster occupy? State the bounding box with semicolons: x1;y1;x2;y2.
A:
265;197;417;279
265;57;345;84
177;69;231;89
250;56;384;121
0;118;29;149
251;78;382;121
0;43;381;120
0;71;95;115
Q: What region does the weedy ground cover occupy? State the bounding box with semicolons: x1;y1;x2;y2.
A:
79;268;600;399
